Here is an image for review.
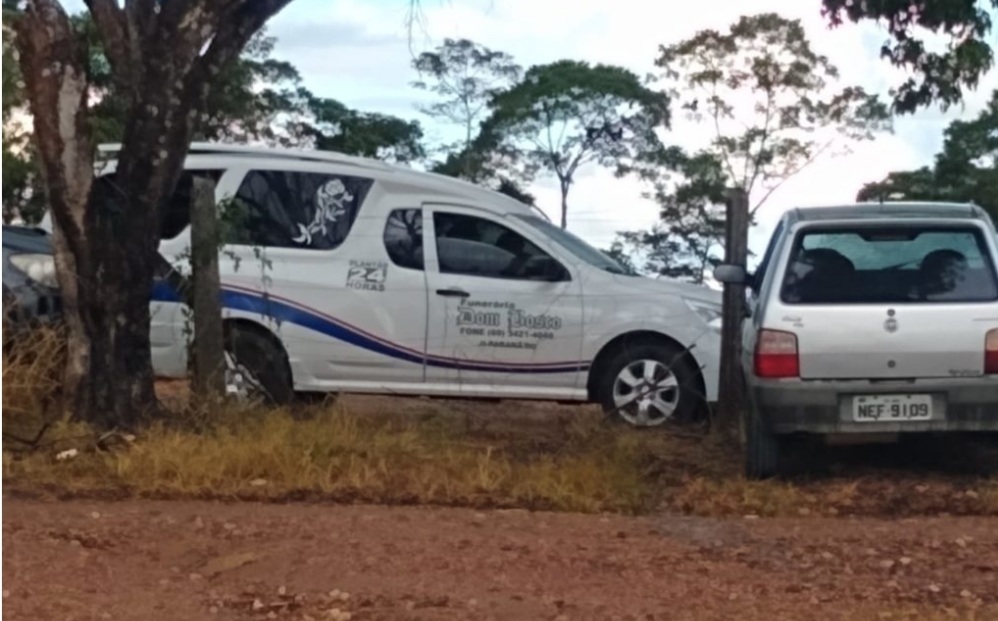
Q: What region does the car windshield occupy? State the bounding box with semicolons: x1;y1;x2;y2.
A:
780;224;998;304
514;214;637;276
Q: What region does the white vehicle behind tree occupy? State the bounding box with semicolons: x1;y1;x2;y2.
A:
80;144;723;426
715;202;998;478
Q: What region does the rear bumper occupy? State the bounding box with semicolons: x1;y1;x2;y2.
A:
750;377;998;434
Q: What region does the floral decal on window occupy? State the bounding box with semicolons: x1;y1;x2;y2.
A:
292;179;354;246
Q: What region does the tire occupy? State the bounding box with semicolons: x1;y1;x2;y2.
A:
596;341;703;428
224;325;294;406
745;405;783;479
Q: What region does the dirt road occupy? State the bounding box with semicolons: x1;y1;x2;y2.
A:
3;499;997;621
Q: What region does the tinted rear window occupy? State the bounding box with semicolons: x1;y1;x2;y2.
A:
780;225;998;304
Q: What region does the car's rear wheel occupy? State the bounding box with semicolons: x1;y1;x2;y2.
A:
744;405;784;479
224;325;294;406
596;342;703;427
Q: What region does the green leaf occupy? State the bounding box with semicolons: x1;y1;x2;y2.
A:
821;0;997;114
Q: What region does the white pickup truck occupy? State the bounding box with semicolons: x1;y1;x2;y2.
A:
57;143;725;426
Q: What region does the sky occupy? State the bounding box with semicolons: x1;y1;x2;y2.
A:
59;0;998;260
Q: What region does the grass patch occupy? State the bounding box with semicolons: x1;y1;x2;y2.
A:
4;326;997;517
4;405;661;513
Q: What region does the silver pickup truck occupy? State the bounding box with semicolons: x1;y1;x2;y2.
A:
715;202;998;479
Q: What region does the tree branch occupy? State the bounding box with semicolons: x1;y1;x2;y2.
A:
750;138;835;215
124;0;160;55
193;0;295;85
707;80;739;186
83;0;132;84
16;0;93;239
745;87;776;195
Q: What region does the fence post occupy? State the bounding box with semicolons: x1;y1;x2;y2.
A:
715;186;750;443
190;176;225;400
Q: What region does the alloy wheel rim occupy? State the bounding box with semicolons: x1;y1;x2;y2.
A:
611;359;681;427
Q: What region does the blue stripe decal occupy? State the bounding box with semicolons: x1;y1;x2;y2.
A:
151;280;587;374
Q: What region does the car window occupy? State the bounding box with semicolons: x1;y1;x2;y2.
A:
98;170;223;240
515;214;635;275
225;170;373;249
383;209;423;270
781;225;998;304
433;212;564;280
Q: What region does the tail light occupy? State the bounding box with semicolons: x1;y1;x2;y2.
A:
755;329;800;379
986;329;998;375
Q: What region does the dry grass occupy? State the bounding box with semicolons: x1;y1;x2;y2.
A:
4;404;659;513
3;327;997;517
2;320;66;438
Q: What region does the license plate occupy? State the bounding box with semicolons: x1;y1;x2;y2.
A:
852;395;933;422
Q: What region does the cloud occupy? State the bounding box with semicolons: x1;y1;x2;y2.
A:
266;21;397;53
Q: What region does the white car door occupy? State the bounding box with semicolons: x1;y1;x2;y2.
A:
422;204;585;399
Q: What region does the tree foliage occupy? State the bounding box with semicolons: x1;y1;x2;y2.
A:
618;150;728;284
412;37;521;156
822;0;997;114
427;129;537;204
298;96;425;164
486;59;671;228
657;13;892;216
411;38;535;202
4;16;310;222
2;7;42;222
617;13;892;282
858;89;998;217
2;11;426;222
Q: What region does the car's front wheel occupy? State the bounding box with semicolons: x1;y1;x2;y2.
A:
596;341;703;428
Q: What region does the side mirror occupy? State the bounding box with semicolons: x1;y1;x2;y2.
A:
713;264;746;285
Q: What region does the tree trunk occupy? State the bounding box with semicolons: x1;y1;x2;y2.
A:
559;178;570;229
16;1;198;428
18;152;163;431
75;97;206;427
16;0;293;428
51;164;167;429
714;187;750;444
189;177;225;400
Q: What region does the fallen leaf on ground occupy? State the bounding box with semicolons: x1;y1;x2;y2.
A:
201;552;261;577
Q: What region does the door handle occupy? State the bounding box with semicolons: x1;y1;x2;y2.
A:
436;288;470;298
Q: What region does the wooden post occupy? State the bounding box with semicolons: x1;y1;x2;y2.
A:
189;176;225;400
715;186;750;443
